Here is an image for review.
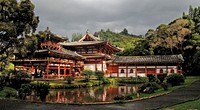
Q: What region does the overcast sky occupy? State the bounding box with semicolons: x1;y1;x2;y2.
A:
31;0;200;39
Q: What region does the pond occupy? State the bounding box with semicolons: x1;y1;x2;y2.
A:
26;84;140;104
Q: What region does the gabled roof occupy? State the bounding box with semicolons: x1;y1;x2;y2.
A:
113;54;184;64
79;33;101;42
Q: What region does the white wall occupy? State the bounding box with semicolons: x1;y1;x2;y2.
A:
84;64;95;71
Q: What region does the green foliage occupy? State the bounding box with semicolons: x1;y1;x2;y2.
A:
94;29;142;49
114;94;135;100
32;81;50;96
94;71;104;80
157;74;167;83
160;82;169;91
118;5;200;76
0;0;39;61
102;78;111;84
138;82;161;94
65;76;74;84
18;83;32;100
166;74;185;86
0;87;17;99
82;70;94;82
71;33;83;42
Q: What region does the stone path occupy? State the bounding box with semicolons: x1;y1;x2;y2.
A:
0;80;200;110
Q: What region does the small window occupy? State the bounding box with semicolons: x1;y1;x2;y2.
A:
160;69;163;73
121;69;124;73
130;69;133;73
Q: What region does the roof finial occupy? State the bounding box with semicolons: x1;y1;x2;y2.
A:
86;29;89;34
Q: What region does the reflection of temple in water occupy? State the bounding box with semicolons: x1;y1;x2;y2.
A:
27;85;139;103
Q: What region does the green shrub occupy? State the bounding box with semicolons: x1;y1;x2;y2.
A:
161;82;169;91
0;87;17;98
102;78;111;84
95;71;104;80
114;94;125;100
138;82;161;94
166;74;185;86
147;74;156;82
18;83;32;100
65;76;74;84
125;94;134;100
157;74;167;83
114;94;135;100
82;70;94;82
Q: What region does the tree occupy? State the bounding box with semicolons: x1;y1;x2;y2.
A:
0;0;39;61
120;28;129;35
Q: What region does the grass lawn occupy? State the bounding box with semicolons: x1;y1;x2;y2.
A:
140;76;200;98
162;98;200;110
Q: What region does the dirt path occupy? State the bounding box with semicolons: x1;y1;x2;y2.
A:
0;81;200;110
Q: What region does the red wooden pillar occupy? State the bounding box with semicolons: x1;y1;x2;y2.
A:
64;66;66;78
145;65;147;77
117;65;119;78
57;91;60;102
14;66;16;71
69;65;72;76
58;64;60;78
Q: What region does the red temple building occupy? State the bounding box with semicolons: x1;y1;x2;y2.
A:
12;30;84;79
11;30;184;79
60;32;121;74
108;55;184;77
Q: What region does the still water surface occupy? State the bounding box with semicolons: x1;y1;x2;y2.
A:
27;84;139;104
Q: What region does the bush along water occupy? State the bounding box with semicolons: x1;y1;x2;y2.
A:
166;73;185;86
32;81;50;102
138;82;161;94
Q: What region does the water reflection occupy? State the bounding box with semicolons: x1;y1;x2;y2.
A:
27;85;139;104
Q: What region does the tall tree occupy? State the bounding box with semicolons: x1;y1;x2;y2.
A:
0;0;39;61
120;28;129;35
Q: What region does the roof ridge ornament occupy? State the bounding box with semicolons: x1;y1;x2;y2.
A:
86;29;89;34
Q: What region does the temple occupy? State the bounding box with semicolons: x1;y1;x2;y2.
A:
11;30;184;79
60;32;121;74
12;29;84;79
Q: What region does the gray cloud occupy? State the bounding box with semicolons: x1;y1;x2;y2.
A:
31;0;200;39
